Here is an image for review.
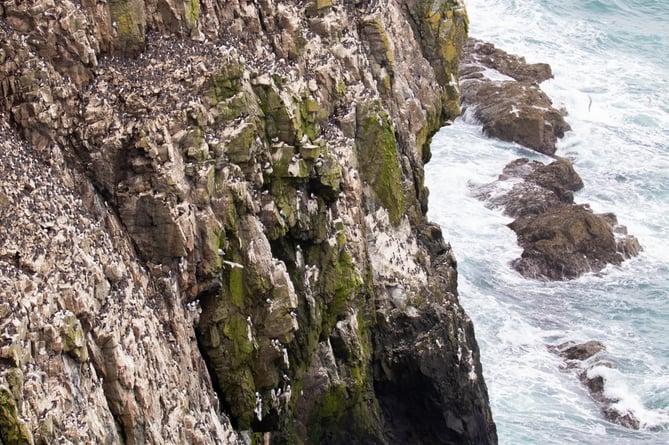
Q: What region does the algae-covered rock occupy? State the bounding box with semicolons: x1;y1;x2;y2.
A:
355;103;405;226
0;385;32;445
404;0;469;119
109;0;146;56
58;312;89;362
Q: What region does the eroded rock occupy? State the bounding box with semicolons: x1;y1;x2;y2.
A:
460;38;571;155
477;157;640;280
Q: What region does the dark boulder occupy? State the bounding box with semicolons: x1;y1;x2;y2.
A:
476;157;641;280
509;205;623;280
459;38;571;155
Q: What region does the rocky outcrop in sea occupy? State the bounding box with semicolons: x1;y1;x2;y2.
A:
460;38;571;156
551;340;643;430
460;38;641;280
0;1;496;444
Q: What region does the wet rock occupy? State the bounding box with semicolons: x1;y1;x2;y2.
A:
461;38;553;84
460;38;571;155
477;157;583;218
552;341;642;430
477;157;640;280
509;205;624;280
559;340;605;361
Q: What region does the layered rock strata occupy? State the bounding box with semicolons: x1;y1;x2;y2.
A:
0;1;497;444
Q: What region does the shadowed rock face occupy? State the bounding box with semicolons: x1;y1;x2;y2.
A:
0;1;496;444
459;38;571;155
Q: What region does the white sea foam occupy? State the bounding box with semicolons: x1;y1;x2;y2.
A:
426;0;669;442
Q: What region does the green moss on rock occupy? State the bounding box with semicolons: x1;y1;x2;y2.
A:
109;0;146;56
298;95;325;141
361;16;395;74
255;84;301;145
61;314;88;362
306;379;382;445
184;0;200;30
206;64;244;103
226;122;257;164
355;104;405;225
0;386;32;445
411;0;469;120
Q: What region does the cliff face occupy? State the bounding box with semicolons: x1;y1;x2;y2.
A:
0;1;496;444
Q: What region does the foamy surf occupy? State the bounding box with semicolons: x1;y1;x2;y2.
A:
426;1;669;437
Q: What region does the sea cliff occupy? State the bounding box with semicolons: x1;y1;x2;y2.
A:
0;1;496;444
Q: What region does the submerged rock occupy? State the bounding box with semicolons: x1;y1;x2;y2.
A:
459;38;571;155
552;341;642;430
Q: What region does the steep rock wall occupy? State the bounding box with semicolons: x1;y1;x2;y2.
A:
0;1;496;444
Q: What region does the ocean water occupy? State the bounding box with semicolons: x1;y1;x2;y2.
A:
425;0;669;444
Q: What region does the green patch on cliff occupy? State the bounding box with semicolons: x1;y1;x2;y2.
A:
320;234;364;335
222;313;255;361
355;104;405;225
207;64;244;102
61;314;89;362
298;95;325;141
184;0;200;30
255;83;300;145
411;0;469;120
0;386;32;444
109;0;146;55
416;108;442;163
254;82;324;145
361;15;395;73
306;382;382;445
226;122;257;164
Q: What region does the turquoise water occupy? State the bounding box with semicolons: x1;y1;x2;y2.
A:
426;0;669;443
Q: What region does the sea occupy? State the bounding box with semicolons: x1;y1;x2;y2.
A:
425;0;669;444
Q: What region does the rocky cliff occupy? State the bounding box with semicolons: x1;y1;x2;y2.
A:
0;1;497;444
